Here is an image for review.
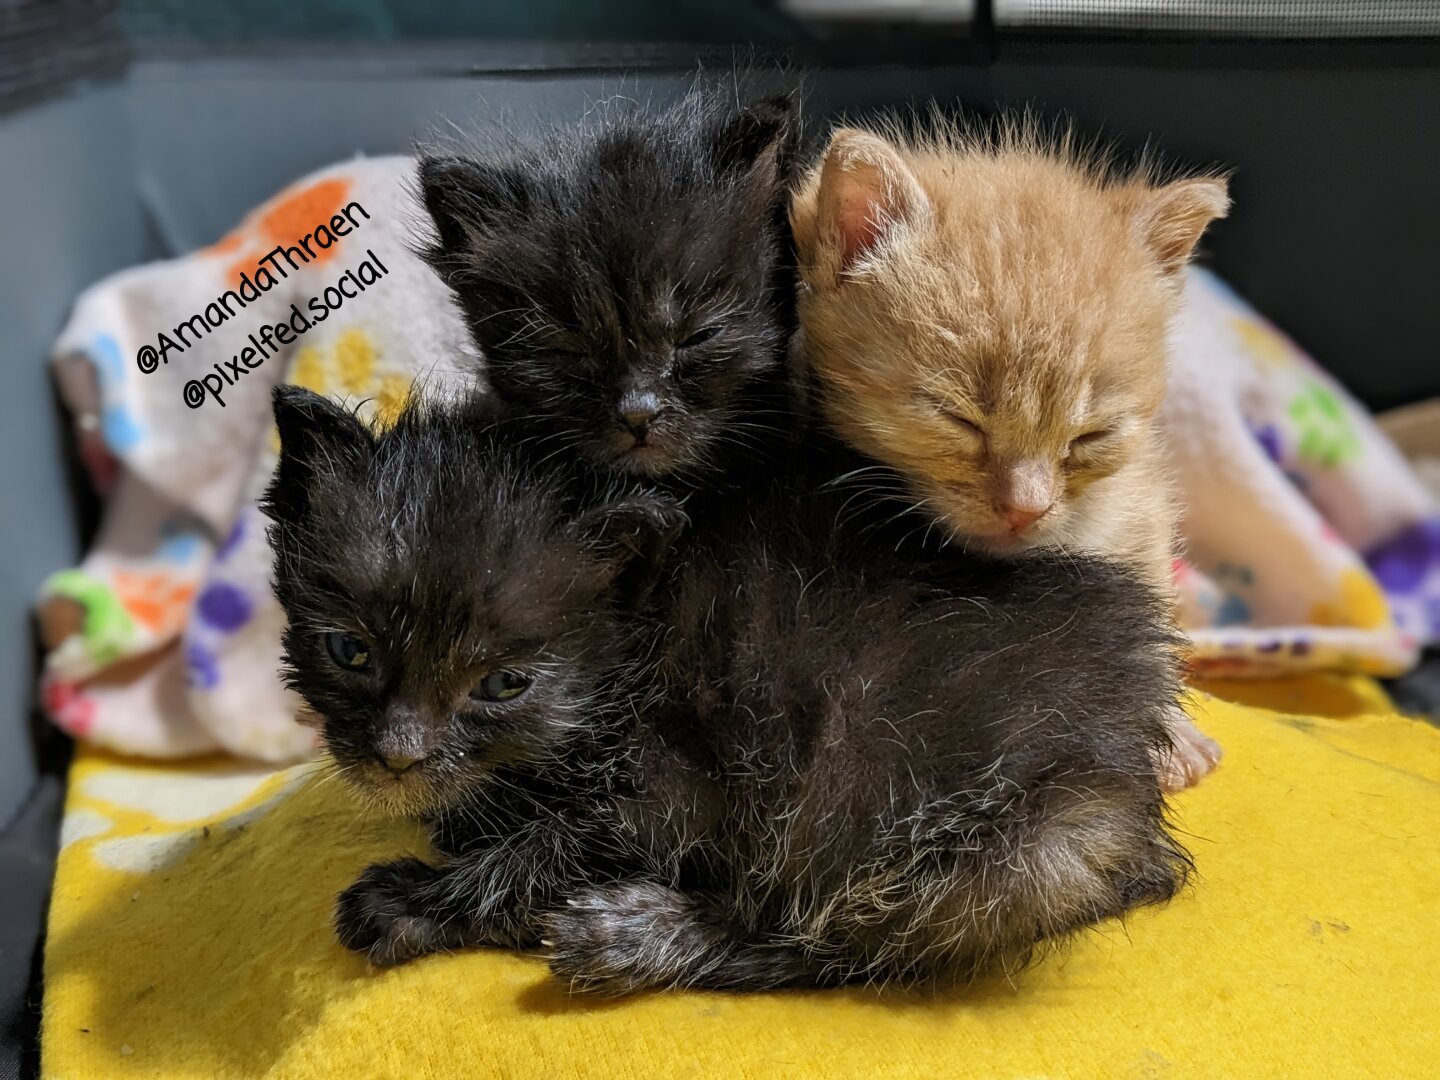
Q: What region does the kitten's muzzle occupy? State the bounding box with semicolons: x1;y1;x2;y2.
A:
378;752;424;776
616;390;665;441
373;704;437;776
1001;505;1049;533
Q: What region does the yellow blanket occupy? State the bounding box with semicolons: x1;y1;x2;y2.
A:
43;681;1440;1079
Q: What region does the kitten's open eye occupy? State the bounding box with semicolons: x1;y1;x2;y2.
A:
324;632;372;672
677;326;721;350
471;670;532;703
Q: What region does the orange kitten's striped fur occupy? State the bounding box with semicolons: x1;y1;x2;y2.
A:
792;120;1228;790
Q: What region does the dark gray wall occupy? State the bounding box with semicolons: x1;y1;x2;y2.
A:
0;85;143;824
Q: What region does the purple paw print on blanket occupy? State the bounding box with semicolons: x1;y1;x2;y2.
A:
218;517;246;561
1251;422;1285;466
193;516;256;636
185;642;220;690
1366;519;1440;638
196;582;253;633
184;508;268;696
1248;421;1311;491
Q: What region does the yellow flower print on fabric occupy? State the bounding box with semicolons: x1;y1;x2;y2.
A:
289;345;327;395
1231;316;1297;369
332;328;377;395
1309;567;1393;631
268;329;412;453
373;373;410;428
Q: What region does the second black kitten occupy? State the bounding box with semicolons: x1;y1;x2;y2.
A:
418;88;801;484
265;386;1188;994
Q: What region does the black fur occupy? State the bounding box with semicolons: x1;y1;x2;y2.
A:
265;388;1189;994
418;90;802;484
264;386;675;817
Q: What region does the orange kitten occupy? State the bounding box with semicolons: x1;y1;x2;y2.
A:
792;121;1228;790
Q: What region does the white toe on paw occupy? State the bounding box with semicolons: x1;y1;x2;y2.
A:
1158;717;1222;793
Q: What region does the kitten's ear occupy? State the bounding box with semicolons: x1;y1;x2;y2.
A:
571;494;687;605
1133;177;1230;277
706;95;800;181
266;386;374;520
815;128;931;274
417;155;526;254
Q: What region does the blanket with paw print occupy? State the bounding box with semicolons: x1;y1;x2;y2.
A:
38;158;1440;762
1168;270;1439;678
40;157;478;762
41;679;1440;1078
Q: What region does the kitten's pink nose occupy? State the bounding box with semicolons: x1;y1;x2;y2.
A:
1002;506;1047;533
999;461;1057;536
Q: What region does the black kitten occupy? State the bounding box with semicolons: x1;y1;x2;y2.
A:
265;387;1188;992
418;89;801;482
264;386;672;818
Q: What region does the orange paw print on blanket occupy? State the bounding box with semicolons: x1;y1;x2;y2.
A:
204;177;356;288
267;329;411;454
112;570;197;637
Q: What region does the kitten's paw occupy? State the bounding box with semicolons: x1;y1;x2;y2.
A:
335;857;452;966
540;882;697;995
1156;717;1222;792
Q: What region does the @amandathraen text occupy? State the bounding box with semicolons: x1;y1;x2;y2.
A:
129;200;393;409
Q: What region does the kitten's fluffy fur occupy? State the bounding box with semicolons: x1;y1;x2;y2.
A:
265;387;1188;994
418;91;801;484
791;119;1228;581
791;119;1227;788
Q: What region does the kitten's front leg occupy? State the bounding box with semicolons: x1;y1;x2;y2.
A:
336;796;636;966
335;857;468;966
424;809;634;950
335;846;554;966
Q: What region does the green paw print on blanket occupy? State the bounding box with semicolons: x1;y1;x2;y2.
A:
43;570;137;669
1288;382;1360;469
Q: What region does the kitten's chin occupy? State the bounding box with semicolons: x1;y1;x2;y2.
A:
591;418;716;478
593;433;696;477
962;527;1081;558
341;761;451;818
607;444;677;477
939;517;1053;557
966;532;1036;555
930;499;1070;557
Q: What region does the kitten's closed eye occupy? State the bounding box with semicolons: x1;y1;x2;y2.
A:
325;632;372;672
1067;429;1116;458
931;402;985;439
470;670;533;703
677;326;722;350
948;415;984;438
